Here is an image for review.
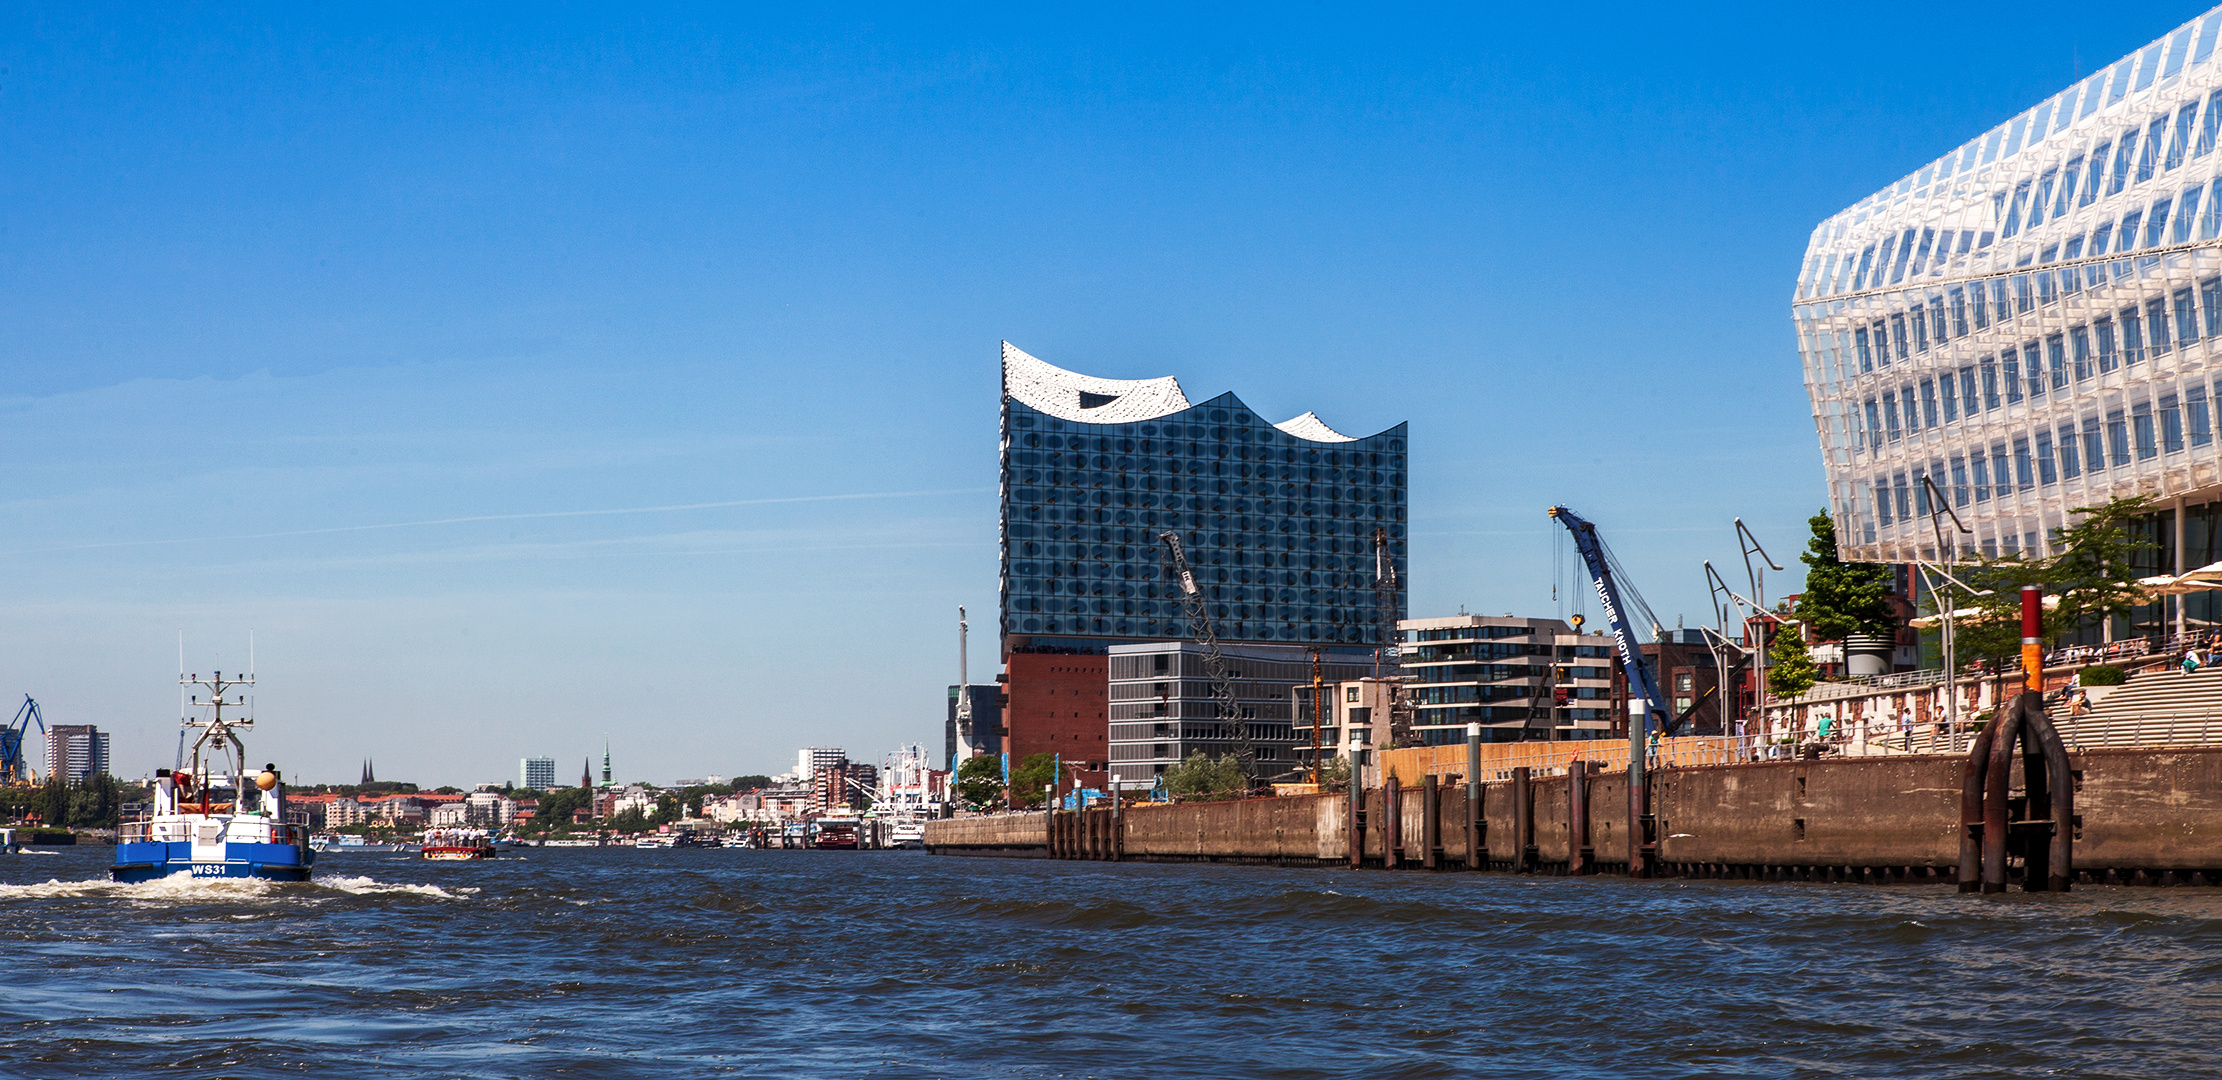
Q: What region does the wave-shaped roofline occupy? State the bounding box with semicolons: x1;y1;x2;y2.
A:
1001;342;1395;443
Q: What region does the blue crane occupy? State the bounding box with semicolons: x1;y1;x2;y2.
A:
1546;507;1671;740
1;696;44;785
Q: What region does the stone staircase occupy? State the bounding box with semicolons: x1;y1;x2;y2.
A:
2055;666;2222;749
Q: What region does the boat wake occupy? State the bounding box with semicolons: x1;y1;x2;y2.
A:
0;874;473;902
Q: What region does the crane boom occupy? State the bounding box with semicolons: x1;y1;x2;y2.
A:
1;696;44;785
1546;507;1670;738
1157;531;1260;784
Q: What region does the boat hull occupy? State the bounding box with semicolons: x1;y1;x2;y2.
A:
421;846;496;860
111;841;314;882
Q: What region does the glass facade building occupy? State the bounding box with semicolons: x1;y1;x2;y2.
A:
999;343;1408;649
1798;8;2222;562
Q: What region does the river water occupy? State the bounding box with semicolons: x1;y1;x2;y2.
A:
1;846;2218;1077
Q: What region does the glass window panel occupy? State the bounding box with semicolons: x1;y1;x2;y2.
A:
2140;115;2168;181
2109;59;2134;105
1855;326;1874;371
2109;411;2131;464
1889;228;1917;284
1950;457;1970;506
1865;399;1882;448
2124;306;2147;365
1993;446;2013;499
2015;437;2034;489
2164;394;2185;453
2111;132;2139;194
2083;147;2110;206
1941;369;1959;421
2169;101;2199;169
2097;318;2119;372
2145;197;2173;246
2085;416;2107;470
2137;44;2164;92
2179;185;2205;242
1921;379;1938;427
1891;313;1909;359
1982;358;2000;410
1901;387;1919;433
2004;115;2029;159
2057;427;2082;479
1972;283;1990;328
2168;26;2195;81
1910;305;1929;352
2177;286;2199;345
2191;386;2213;447
2148;297;2172;354
2134;403;2158;459
2003;349;2024;404
1884;395;1901;441
1971;454;1991;502
2072;325;2094;380
2200;12;2222;67
1960;367;1979;415
1930;296;1948;341
1950;288;1969;334
2205;276;2222;336
2036;431;2057;484
2047;333;2068;389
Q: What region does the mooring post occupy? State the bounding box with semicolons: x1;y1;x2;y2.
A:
1981;706;2026;894
1422;774;1440;870
1386;774;1404;869
1348;782;1364;869
2024;702;2075;892
1511;766;1532;873
1465;722;1485;871
1569;760;1590;876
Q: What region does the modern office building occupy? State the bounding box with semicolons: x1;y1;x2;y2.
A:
944;684;1001;771
1397;616;1617;744
1105;641;1373;789
519;756;556;791
999;342;1408;651
1797;7;2222;595
44;724;110;785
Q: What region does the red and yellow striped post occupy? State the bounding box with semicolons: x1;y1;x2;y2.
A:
2022;585;2043;693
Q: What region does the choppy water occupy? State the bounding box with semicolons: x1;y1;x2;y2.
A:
2;847;2220;1077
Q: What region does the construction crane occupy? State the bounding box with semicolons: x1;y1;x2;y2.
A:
1156;530;1261;786
1545;506;1671;741
1;696;43;785
1372;526;1415;747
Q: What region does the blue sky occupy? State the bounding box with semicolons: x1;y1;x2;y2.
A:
0;4;2194;785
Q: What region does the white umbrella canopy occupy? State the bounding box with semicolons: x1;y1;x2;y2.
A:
1910;595;2061;629
2139;574;2206;596
2176;560;2222;585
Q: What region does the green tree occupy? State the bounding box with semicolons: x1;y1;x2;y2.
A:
1163;752;1248;800
531;786;594;833
1766;621;1818;698
1009;752;1057;808
1956;497;2156;661
609;807;649;833
954;756;1003;810
729;774;772;790
1797;510;1896;642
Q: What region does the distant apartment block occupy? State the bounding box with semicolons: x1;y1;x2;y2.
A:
44;724;110;784
1105;641;1373;790
519;756;556;790
1399;616;1617;744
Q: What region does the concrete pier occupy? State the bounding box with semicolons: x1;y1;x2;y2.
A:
924;748;2222;884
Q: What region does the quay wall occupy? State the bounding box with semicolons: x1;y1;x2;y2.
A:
926;747;2222;882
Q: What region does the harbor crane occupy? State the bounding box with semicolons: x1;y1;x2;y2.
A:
1546;506;1673;741
1;696;43;785
1371;526;1416;747
1156;530;1261;787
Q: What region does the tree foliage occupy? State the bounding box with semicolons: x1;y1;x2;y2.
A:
1163;752;1249;800
1797;510;1896;642
1954;497;2156;661
954;756;1004;810
1766;622;1818;698
1009;752;1057;808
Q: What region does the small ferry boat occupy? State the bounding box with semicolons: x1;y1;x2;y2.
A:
420;827;497;860
310;834;415;854
113;663;314;882
889;821;926;849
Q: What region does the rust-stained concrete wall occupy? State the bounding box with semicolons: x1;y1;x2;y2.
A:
923;811;1048;857
1652;757;1964;868
929;749;2222;877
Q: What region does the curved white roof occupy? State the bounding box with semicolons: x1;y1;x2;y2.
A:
1002;342;1191;424
1003;342;1365;442
1272;411;1356;443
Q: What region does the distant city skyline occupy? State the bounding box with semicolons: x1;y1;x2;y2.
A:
0;5;2179;785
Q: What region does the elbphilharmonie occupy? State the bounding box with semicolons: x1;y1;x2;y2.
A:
1799;6;2222;582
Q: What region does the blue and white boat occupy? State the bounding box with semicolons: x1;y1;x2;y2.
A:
112;664;313;882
